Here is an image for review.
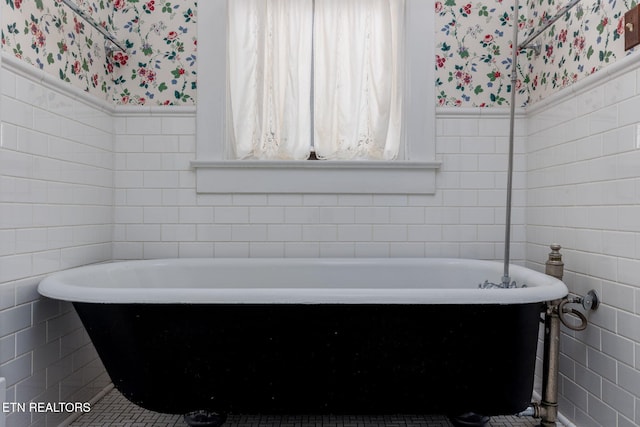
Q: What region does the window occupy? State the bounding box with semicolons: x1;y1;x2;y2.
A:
228;0;404;161
193;0;439;194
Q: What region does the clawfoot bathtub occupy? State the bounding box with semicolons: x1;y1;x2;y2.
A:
39;258;567;426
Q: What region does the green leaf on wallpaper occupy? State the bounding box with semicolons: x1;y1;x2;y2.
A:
142;46;154;56
158;82;168;92
13;42;23;57
440;43;451;52
586;45;594;59
47;53;54;65
59;69;70;83
35;0;43;10
474;85;484;95
459;48;469;59
599;50;613;62
445;0;456;6
479;5;489;17
490;94;506;104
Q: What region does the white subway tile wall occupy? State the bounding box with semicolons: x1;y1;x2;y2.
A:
0;66;112;427
112;111;524;262
7;51;640;427
526;64;640;426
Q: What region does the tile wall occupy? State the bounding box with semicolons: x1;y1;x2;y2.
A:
526;55;640;426
0;59;112;427
112;109;526;262
10;43;640;427
0;51;528;426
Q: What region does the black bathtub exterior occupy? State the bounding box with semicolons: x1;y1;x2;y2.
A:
74;302;543;418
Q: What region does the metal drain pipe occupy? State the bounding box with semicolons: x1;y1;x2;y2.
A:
538;244;564;427
520;245;599;425
517;244;564;425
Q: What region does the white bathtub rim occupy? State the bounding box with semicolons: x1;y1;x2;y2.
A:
38;258;569;305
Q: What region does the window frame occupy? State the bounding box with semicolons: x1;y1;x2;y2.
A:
192;0;439;194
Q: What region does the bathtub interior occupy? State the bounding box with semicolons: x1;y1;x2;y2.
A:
38;258;568;305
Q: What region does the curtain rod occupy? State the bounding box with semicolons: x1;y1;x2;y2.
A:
518;0;582;49
60;0;127;52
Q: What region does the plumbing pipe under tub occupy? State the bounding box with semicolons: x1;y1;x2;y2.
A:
516;246;564;427
517;245;597;426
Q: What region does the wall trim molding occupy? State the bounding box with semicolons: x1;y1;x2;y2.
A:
6;48;639;121
1;52;115;114
436;106;526;118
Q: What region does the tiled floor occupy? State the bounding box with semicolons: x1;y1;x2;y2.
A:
69;388;544;427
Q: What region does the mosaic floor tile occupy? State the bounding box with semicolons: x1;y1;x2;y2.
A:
70;388;546;427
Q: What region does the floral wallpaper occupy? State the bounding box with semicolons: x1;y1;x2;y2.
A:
524;0;637;104
111;0;197;105
2;0;115;101
435;0;530;107
435;0;637;107
1;0;197;105
1;0;637;107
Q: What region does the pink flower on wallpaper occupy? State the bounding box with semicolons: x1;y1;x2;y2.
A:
455;70;473;86
114;0;126;11
545;45;553;57
113;52;128;66
74;17;84;34
559;29;567;43
139;68;157;84
617;18;625;36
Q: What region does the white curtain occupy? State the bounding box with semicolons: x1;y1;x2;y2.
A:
227;0;403;160
227;0;313;160
313;0;404;160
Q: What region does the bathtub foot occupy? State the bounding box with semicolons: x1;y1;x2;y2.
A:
448;412;490;427
183;410;227;427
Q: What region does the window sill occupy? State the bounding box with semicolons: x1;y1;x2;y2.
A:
190;160;441;194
